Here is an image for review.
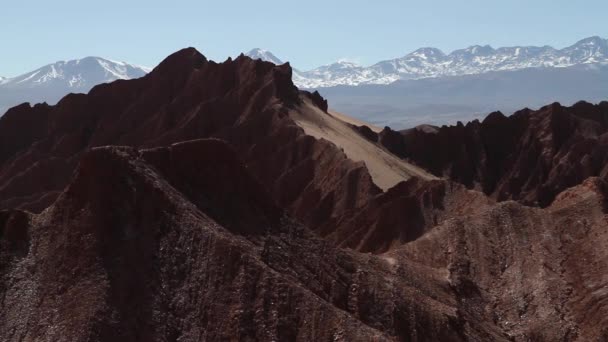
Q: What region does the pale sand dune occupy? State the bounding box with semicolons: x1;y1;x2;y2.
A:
291;99;437;191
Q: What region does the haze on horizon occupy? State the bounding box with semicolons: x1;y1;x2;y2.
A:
1;0;607;76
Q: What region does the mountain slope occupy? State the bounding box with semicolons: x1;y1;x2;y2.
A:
2;47;608;341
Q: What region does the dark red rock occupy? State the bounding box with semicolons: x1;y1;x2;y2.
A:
379;126;407;156
302;90;329;112
353;124;379;142
141;139;283;238
379;102;608;206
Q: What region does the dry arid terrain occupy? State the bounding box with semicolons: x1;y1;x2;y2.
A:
1;48;608;341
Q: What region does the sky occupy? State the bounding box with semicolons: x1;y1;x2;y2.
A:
1;0;607;76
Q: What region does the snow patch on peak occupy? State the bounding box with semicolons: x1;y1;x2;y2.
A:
465;45;494;54
326;60;361;69
138;65;154;73
336;58;361;67
96;58;132;80
245;48;284;65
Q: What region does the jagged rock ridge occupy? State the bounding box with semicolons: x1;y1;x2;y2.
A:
372;100;608;206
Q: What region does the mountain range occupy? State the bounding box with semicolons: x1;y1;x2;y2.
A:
318;63;608;128
247;36;608;88
1;48;608;341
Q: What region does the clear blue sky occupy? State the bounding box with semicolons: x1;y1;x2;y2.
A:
1;0;606;76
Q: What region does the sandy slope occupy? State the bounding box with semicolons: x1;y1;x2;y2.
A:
291;99;437;190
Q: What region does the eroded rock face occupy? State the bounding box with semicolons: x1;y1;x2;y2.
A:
0;141;501;341
379;101;608;206
2;139;607;341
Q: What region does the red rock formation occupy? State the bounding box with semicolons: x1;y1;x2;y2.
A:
378;101;608;206
0;48;379;238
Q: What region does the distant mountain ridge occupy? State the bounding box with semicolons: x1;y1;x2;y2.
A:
1;56;149;89
246;36;608;88
0;57;149;115
317;64;608;128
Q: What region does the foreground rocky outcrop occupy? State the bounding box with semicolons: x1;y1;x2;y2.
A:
1;48;608;341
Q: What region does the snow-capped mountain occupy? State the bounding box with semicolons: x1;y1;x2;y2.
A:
247;36;608;88
0;57;149;115
1;57;149;90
